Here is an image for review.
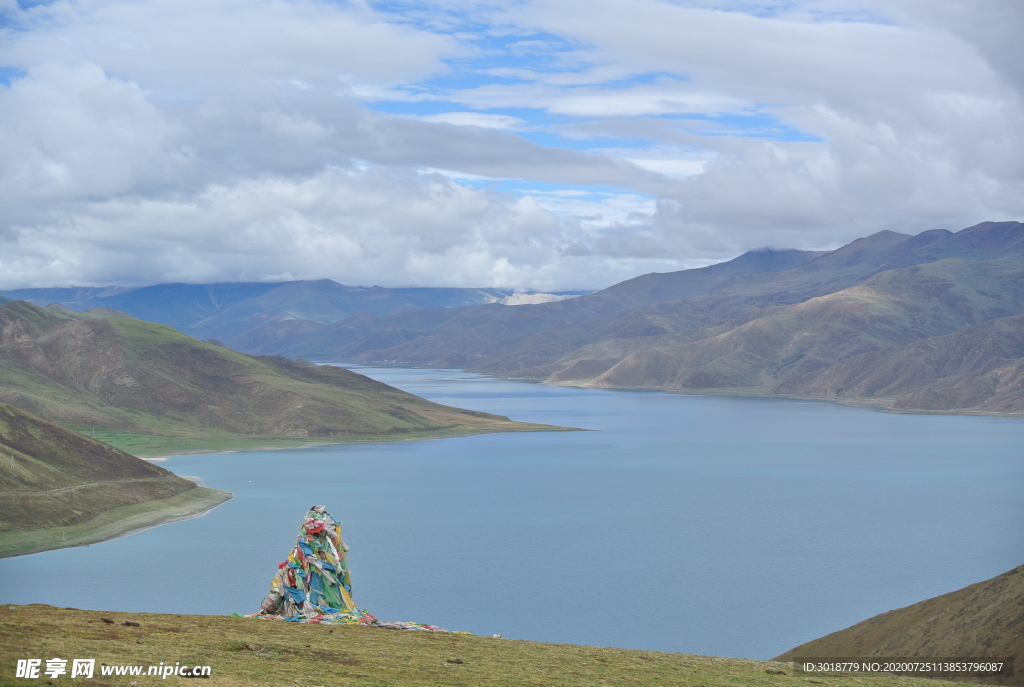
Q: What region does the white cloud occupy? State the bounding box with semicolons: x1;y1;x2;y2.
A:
518;189;657;225
502;0;1024;248
0;0;1022;292
0;63;187;218
417;112;527;129
0;167;697;290
428;79;749;118
617;147;716;179
1;0;459;96
518;0;1000;107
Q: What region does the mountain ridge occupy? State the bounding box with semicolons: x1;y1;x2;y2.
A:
0;301;566;454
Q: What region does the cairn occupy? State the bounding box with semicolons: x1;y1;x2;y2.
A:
251;505;457;632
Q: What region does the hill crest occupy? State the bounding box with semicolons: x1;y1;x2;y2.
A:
776;563;1024;686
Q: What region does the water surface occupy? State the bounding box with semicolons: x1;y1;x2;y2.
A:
2;368;1022;659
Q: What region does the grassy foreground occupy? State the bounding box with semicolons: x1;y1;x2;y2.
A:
0;605;985;687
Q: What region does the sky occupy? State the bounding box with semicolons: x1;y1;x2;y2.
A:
1;0;1022;291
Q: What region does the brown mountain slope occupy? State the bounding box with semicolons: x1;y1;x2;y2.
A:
880;221;1024;269
300;223;1013;375
583;259;1024;393
775;563;1024;686
0;301;560;447
342;236;900;369
485;226;1024;415
341;229;916;369
775;313;1024;413
333;224;1020;373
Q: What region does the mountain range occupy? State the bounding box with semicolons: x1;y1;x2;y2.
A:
232;221;1022;415
4;221;1022;415
0;282;584;349
182;220;1015;413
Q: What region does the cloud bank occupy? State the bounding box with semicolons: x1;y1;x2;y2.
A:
0;0;1022;289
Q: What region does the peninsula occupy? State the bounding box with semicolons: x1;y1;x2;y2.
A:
0;300;571;457
0;401;230;558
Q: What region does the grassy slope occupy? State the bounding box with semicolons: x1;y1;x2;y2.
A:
0;400;231;557
0;302;566;555
0;301;568;455
776;564;1024;687
0;604;985;687
0;401;196;530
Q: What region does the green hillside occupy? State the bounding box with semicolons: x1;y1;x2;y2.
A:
0;301;566;456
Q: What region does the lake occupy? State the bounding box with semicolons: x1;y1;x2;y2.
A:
2;367;1022;659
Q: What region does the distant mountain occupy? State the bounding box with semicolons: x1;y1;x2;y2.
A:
0;400;230;557
0;301;559;444
390;287;533;309
246;246;823;362
7;222;1021;416
0;281;516;345
775;563;1024;686
0;282;279;334
252;221;1024;415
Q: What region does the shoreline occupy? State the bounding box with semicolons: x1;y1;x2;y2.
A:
516;376;1024;419
347;364;1024;419
5;421;578;557
0;486;233;559
132;422;583;460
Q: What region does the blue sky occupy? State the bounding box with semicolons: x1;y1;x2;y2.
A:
0;0;1021;289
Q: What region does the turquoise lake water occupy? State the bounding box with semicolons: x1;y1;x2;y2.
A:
2;367;1022;659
